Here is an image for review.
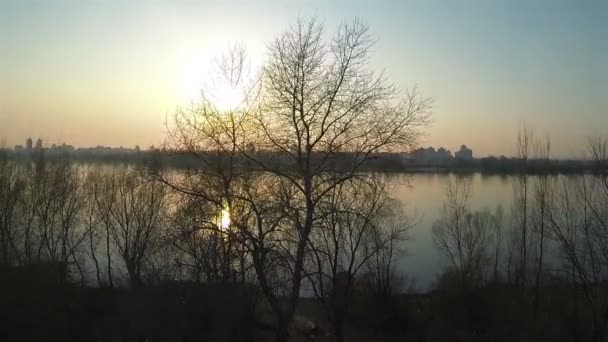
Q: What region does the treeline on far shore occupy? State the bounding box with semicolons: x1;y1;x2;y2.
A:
1;147;603;175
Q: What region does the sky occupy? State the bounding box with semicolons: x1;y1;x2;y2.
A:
1;0;606;157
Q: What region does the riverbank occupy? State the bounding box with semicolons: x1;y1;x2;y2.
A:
1;263;597;342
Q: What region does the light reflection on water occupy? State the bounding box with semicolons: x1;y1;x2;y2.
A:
81;166;585;290
387;172;578;290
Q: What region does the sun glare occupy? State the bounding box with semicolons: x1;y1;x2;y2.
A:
220;206;231;230
177;44;250;112
209;82;244;111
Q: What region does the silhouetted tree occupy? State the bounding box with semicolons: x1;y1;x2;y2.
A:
587;135;608;174
0;158;23;265
158;16;430;342
305;176;411;341
532;136;553;319
432;176;495;288
512;123;533;288
243;17;430;341
490;205;504;282
108;169;167;288
150;43;253;285
549;174;608;342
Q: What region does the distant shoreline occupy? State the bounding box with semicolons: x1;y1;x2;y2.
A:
2;148;604;175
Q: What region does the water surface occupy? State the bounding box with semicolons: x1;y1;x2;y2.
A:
389;173;517;290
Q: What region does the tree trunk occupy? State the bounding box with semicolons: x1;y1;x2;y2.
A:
106;226;114;288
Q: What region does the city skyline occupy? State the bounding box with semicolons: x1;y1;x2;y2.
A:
4;135;593;161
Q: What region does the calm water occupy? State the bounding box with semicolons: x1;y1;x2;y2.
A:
80;167;579;290
388;173;518;290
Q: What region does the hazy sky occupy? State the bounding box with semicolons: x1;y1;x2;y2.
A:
1;0;606;157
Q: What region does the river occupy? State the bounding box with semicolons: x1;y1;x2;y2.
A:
388;172;553;290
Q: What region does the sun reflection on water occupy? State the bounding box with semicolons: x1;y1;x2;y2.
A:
220;205;230;230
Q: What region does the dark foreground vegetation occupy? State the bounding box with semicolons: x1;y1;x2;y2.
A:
1;16;607;342
4;256;608;342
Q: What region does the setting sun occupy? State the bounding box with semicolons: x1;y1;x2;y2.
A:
179;62;245;111
209;81;244;111
176;41;260;112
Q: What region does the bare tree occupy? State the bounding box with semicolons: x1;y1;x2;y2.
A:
25;158;87;282
148;42;258;285
166;190;245;283
94;171;121;288
541;135;608;341
532;136;552;318
587;135;608;203
432;176;494;288
156;16;430;342
513;123;534;288
83;170;104;287
587;135;608;175
108;169;167;288
17;155;46;265
549;174;608;341
82;169;118;287
0;157;24;265
55;162;87;285
229;172;296;318
304;176;411;341
241;17;430;341
491;205;504;282
362;211;408;299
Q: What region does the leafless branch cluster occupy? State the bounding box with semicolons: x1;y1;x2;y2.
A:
432;176;500;289
152;17;431;342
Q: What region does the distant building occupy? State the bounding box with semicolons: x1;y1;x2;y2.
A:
60;143;74;151
455;145;473;161
14;145;24;152
26;138;33;151
35;138;43;150
411;147;454;166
